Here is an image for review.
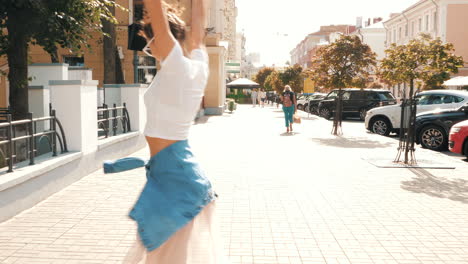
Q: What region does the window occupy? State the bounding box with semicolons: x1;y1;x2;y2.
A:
63;56;84;67
137;56;157;84
405;24;408;37
378;92;396;101
454;96;464;103
433;11;437;31
418;18;422;31
425;15;429;31
442;95;456;104
326;90;339;100
342;92;351;100
393;29;396;42
367;92;380;100
398;27;402;40
134;1;144;21
411;21;415;36
418;95;443;105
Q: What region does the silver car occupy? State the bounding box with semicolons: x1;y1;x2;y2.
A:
365;90;468;136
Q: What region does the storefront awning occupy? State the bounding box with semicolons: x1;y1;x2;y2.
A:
226;78;260;89
443;76;468;87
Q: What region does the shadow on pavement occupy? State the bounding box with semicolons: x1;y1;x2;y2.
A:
401;168;468;204
194;114;232;125
311;137;393;149
280;132;300;136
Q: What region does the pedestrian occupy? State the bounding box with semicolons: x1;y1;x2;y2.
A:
260;89;267;107
251;88;258;107
281;85;297;133
115;0;226;263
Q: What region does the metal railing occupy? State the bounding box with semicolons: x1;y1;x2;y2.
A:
0;109;68;173
97;103;131;139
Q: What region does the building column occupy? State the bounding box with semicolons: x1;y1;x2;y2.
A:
49;80;98;154
205;46;226;115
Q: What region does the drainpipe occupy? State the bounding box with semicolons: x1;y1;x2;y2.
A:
430;0;438;35
357;28;364;42
402;12;409;40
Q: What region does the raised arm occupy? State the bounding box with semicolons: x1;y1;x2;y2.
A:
143;0;175;61
189;0;208;52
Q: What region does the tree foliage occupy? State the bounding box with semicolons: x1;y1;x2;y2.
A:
280;64;304;93
264;71;284;93
378;34;464;91
254;67;275;89
0;0;123;119
307;35;377;89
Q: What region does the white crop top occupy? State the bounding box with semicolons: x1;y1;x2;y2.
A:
144;42;209;140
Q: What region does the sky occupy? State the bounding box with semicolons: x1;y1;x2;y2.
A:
236;0;421;66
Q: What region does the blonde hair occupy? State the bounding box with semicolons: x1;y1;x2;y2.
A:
284;85;292;92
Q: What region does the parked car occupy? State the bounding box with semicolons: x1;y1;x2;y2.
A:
318;89;396;120
308;93;328;114
304;93;326;113
415;104;468;151
296;94;311;111
449;120;468;159
365;90;468;136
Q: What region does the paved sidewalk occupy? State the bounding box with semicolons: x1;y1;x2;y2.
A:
1;104;468;264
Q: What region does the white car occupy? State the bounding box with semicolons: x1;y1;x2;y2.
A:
365;90;468;136
296;95;313;111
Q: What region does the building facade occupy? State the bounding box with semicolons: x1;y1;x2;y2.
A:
383;0;468;97
290;25;356;69
1;0;235;115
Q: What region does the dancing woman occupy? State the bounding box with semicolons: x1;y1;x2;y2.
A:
121;0;226;263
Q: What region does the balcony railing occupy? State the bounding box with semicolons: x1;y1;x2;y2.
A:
0;109;68;173
97;103;131;139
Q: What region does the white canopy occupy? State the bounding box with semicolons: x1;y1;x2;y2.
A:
443;76;468;87
226;78;260;89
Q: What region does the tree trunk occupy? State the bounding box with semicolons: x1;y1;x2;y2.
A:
404;78;417;164
332;88;343;135
6;11;30;120
102;5;117;84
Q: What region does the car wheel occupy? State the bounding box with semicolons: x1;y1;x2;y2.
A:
359;108;367;121
320;107;332;120
303;104;309;112
310;106;318;115
419;125;447;151
297;104;303;110
370;117;391;136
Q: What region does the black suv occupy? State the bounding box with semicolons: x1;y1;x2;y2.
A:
415;105;468;151
318;89;397;120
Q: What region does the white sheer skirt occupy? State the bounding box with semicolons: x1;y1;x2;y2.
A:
123;202;229;264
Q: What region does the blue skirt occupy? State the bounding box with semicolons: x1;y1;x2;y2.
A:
129;140;216;251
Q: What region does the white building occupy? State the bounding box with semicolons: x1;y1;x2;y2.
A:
383;0;468;97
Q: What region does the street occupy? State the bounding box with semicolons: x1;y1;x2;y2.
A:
1;104;468;264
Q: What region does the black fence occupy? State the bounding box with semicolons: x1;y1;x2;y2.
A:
97;103;131;139
0;109;68;173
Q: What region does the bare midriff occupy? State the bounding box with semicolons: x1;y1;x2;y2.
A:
146;137;180;157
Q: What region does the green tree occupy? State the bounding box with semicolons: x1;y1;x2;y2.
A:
378;34;463;92
308;35;377;135
0;0;122;119
378;34;464;164
254;67;274;89
280;64;304;93
264;71;284;94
